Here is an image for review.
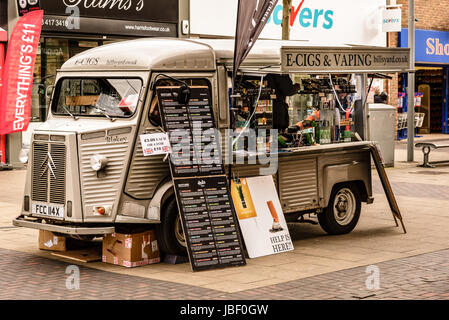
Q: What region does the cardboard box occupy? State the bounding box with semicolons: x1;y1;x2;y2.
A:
102;230;160;267
38;230;67;251
39;230;94;252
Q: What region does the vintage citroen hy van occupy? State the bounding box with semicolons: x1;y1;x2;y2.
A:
14;38;379;256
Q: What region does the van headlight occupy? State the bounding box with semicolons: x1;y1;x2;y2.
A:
19;149;29;164
90;154;108;171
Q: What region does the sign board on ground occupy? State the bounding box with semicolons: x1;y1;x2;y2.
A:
156;85;246;272
231;176;294;258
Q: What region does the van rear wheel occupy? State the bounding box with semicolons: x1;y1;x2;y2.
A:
318;183;361;235
155;197;187;256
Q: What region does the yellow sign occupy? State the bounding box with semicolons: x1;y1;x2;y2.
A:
231;178;257;220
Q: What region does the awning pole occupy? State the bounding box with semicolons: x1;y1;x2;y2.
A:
407;0;415;162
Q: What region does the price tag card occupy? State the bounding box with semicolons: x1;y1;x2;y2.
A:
140;132;171;156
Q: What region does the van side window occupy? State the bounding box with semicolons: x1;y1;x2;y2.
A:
149;95;161;127
148;78;212;127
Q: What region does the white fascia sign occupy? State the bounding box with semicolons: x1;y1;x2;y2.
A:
382;8;402;32
190;0;387;47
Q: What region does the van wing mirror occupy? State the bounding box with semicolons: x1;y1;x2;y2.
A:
46;85;54;99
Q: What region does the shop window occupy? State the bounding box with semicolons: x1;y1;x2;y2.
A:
31;38;103;123
149;78;212;127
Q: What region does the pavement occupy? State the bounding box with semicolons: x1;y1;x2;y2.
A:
1;136;449;300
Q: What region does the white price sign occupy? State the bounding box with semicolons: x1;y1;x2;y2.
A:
139;132;171;156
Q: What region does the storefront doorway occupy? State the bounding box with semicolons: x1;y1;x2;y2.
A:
398;29;449;136
415;66;446;134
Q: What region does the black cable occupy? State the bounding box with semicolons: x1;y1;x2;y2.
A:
150;73;189;90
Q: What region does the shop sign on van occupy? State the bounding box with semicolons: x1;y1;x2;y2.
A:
281;47;411;73
382;8;402;32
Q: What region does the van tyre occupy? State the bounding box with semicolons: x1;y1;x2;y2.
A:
318;183;361;235
155;197;187;256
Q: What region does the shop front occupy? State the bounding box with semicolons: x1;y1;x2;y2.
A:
7;0;179;159
398;28;449;135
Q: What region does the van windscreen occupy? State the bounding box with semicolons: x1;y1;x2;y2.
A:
52;78;143;118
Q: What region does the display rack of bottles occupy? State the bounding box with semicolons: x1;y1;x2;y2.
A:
415;69;443;133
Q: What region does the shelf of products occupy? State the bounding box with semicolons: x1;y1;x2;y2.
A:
232;75;357;150
415;69;443;133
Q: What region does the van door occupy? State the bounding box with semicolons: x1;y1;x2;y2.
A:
124;73;219;202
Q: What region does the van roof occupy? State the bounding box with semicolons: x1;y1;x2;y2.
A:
60;38;217;71
60;38;352;72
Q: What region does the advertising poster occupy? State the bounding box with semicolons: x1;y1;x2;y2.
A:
0;29;5;163
231;175;294;258
17;0;41;16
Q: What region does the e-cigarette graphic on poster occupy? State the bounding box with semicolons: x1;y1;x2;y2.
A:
231;175;294;258
230;178;257;220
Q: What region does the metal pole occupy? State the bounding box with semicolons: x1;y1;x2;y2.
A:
361;74;370;141
282;0;292;40
407;0;415;162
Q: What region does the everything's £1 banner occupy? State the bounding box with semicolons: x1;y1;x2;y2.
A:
0;10;43;135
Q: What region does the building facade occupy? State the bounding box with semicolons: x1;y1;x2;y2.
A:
388;0;449;135
5;0;180;167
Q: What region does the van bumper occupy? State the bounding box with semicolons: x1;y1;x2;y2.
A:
12;215;115;235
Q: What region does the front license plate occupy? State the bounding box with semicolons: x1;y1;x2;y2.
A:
32;202;65;219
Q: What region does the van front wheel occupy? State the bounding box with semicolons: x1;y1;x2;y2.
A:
155;197;187;256
318;183;361;235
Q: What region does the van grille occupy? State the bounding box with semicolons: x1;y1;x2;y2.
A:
32;142;66;204
32;143;49;202
49;144;66;204
79;141;128;207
